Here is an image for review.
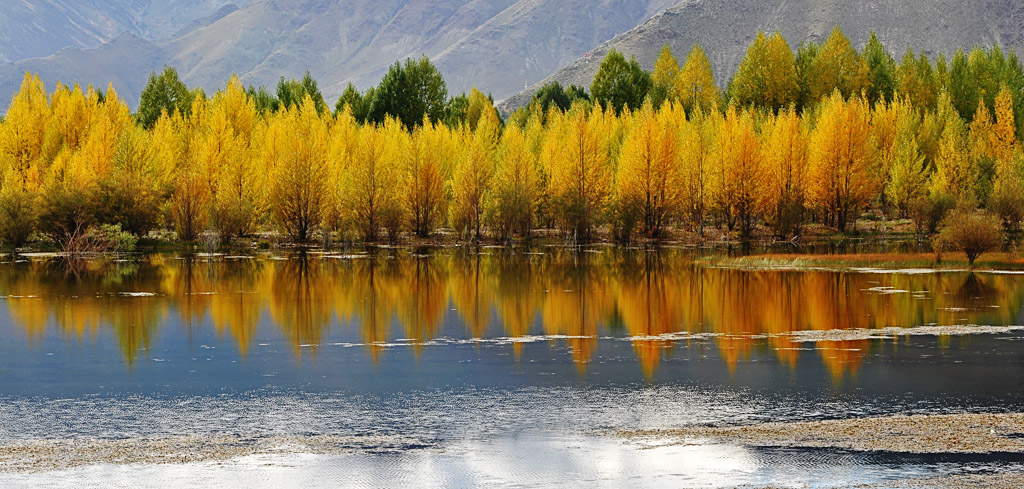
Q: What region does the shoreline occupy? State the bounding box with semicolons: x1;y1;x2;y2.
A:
622;412;1024;455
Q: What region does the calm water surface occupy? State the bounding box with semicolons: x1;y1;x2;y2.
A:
1;248;1024;487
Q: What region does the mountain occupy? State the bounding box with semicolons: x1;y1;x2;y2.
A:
0;0;677;110
0;1;252;65
498;0;1024;111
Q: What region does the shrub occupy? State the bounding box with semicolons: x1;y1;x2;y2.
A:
95;224;138;253
908;193;954;237
938;208;1004;265
0;181;37;248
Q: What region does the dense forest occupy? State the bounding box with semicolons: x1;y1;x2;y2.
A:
2;26;1024;251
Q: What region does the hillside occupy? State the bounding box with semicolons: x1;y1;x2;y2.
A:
498;0;1024;111
0;0;676;110
0;1;251;65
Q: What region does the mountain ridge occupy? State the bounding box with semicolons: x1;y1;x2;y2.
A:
498;0;1024;111
0;0;677;110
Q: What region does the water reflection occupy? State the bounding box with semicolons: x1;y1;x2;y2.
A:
2;250;1022;376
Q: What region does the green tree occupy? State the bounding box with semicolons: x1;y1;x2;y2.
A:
591;49;652;114
863;32;896;106
136;66;193;129
368;56;449;129
795;41;819;110
277;71;327;114
529;82;590;115
246;85;279;115
947;49;978;122
334;83;370;122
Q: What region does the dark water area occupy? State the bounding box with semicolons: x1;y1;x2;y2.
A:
1;248;1024;487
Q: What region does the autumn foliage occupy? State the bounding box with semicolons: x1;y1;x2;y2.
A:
3;27;1024;247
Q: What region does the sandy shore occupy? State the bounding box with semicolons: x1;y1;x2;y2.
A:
0;434;427;472
624;413;1024;454
628;413;1024;488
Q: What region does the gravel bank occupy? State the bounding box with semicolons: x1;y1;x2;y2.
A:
624;413;1024;454
0;434;428;472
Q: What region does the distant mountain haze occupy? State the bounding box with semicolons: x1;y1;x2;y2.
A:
4;0;1023;114
0;1;252;64
0;0;677;110
498;0;1024;111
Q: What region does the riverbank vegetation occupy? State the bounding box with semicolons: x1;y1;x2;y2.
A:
2;26;1024;257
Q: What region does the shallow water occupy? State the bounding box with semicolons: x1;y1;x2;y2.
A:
1;249;1024;486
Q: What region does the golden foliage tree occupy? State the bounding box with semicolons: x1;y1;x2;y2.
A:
758;108;808;236
343;118;406;242
450;110;498;239
678;107;720;234
650;45;680;107
542;104;612;242
710;106;761;235
486;124;537;240
209;76;265;239
809;26;869;102
267;96;330;242
615;102;682;239
676;45;721;114
405;118;452;237
806;92;878;231
732;31;799;110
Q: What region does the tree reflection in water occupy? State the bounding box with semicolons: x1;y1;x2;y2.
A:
2;250;1021;377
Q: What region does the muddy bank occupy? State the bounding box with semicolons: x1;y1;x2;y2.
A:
624;413;1024;454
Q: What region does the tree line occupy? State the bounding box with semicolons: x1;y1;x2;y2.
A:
2;25;1024;249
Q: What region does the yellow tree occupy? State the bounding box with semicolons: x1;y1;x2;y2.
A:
464;88;498;132
676;45;721;114
486;123;537;240
806;92;879;231
990;86;1024;228
873;96;921;214
209;76;265;239
0;73;49;187
405;117;452;237
43;83;90;159
732;31;799;110
0;73;49;246
678;107;720;234
884;119;927;217
650;45;680;107
809;26;869;103
930;111;973;204
267;95;330;242
101;124;163;235
542;103;612;241
615;102;682;239
159;99;210;242
710;106;761;235
450;110;499;239
41;84;131;244
991;86;1018;164
323;106;359;237
343;118;406;242
758;108;808;236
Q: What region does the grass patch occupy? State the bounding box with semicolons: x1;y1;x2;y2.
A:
698;252;1024;271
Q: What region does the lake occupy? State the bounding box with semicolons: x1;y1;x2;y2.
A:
1;248;1023;487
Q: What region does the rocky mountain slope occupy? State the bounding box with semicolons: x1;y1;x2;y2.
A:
0;0;676;110
0;0;251;64
498;0;1024;111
